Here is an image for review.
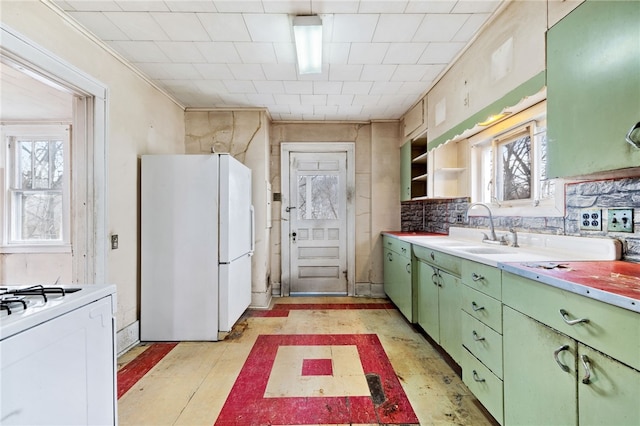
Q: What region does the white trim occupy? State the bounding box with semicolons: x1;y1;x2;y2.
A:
280;142;356;296
0;24;108;284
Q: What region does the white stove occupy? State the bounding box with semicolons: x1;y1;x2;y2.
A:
1;284;117;425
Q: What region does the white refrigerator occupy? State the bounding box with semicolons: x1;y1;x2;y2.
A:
140;154;254;341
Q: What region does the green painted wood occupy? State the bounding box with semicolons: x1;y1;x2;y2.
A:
503;306;577;426
400;140;412;201
417;260;440;341
427;71;546;151
578;345;640;426
438;270;462;363
503;271;640;372
547;0;640;177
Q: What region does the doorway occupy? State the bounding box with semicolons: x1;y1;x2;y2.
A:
280;143;355;296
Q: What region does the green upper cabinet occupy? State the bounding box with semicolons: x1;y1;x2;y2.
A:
547;0;640;178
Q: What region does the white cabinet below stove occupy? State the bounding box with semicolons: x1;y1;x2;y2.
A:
1;294;116;425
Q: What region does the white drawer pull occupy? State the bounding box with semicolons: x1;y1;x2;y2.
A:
471;272;484;281
581;354;592;384
559;309;589;325
471;301;485;312
472;330;485;341
553;344;571;372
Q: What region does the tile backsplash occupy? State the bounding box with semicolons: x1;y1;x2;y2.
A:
401;175;640;262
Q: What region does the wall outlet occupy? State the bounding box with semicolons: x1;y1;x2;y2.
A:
608;209;634;233
580;209;602;231
111;234;119;250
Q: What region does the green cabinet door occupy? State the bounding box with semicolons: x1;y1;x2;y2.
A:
438;270;461;363
503;306;577;426
400;140;412;201
578;344;640;426
417;260;440;341
547;0;640;177
383;248;412;321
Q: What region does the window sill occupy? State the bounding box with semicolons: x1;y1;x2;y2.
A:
0;244;72;254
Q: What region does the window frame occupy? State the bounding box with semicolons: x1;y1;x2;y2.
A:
2;124;72;253
469;101;565;217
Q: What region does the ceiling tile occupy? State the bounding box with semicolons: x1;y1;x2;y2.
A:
361;64;396;81
328;64;363;81
195;42;241;63
341;81;373;95
372;14;424;42
383;43;425;64
313;81;343;95
398;81;430;94
213;1;264;13
348;43;389;64
370;81;404;95
284;81;313;95
391;64;428;81
134;62;202;79
325;43;351;64
413;14;469;42
164;1;218;12
254;80;286;93
453;13;491;42
261;63;298;80
353;94;381;106
327;94;355;105
151;12;210;41
419;42;466;64
192;79;229;94
420;64;446;81
314;105;338;115
115;1;168;12
194;64;233;79
263;1;311;14
405;0;456;14
273;43;296;63
68;11;128;40
103;12;170;40
301;94;327;105
274;94;301;105
235;42;278;64
245;93;275;106
156;42;208;63
452;1;500;14
218;93;252;106
332;14;379;43
112;41;170;62
313;1;359;14
223;80;257;94
358;1;408;13
244;14;292;42
198;13;251;41
227;64;266;80
62;1;122;12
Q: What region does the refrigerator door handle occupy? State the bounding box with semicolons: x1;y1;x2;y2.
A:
249;205;255;256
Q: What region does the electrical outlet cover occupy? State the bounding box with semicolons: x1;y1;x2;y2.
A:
580;209;602;231
608;209;634;233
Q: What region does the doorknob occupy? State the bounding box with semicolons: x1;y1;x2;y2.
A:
286;206;296;213
292;232;297;242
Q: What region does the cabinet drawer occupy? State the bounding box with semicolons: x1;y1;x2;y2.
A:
461;259;502;300
383;235;411;257
462;285;502;333
412;245;461;276
461;348;504;425
503;272;640;372
462;311;503;379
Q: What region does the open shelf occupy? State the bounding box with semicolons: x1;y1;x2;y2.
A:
412;173;428;182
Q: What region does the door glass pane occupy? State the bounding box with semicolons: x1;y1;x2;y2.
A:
297;175;339;220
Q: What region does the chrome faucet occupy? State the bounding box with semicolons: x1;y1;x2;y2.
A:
464;202;500;243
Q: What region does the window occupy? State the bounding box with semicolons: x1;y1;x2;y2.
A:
2;125;70;248
470;101;562;216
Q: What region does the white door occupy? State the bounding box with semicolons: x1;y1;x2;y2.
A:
287;151;348;295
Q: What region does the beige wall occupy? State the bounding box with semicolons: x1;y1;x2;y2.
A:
1;1;185;336
184;110;272;307
270;121;400;296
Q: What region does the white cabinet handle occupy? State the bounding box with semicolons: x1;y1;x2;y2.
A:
553;344;571;372
559;309;589;325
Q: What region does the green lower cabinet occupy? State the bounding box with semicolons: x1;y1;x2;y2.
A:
417;260;461;363
383;246;413;322
578;344;640;426
503;306;578;426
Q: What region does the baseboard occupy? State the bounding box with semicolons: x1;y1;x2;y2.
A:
116;320;140;356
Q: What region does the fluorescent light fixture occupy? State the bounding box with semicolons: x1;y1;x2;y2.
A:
478;112;511;126
293;15;322;74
